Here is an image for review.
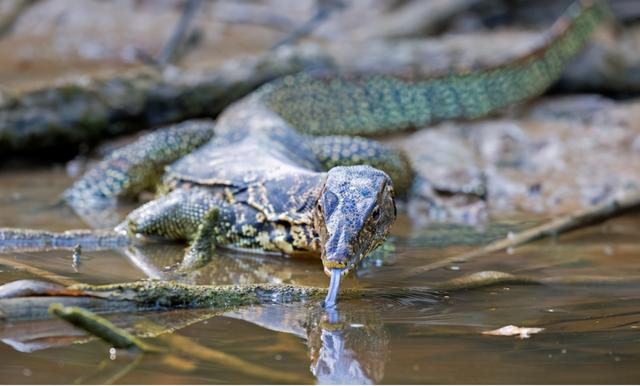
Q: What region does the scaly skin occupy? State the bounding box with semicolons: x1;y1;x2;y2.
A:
264;0;609;136
61;0;609;208
0;1;610;301
126;113;399;276
64;120;217;208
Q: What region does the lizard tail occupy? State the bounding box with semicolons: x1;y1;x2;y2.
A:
264;0;611;136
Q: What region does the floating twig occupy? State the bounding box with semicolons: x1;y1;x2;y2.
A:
407;193;640;277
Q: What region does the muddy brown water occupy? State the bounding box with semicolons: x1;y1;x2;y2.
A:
1;166;640;384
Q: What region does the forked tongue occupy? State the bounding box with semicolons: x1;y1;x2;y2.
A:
322;268;342;308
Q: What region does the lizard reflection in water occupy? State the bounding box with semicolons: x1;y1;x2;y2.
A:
0;277;419;384
225;301;390;383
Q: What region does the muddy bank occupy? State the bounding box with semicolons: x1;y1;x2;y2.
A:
389;95;640;223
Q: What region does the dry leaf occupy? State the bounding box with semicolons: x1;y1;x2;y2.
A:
482;325;544;339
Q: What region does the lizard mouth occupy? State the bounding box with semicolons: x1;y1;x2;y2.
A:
322;248;365;277
321;243;374;307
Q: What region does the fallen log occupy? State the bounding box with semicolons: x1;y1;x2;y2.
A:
0;45;332;159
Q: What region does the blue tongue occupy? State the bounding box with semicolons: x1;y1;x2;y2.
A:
322;269;342;308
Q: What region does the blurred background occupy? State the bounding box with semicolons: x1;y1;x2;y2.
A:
1;0;639;91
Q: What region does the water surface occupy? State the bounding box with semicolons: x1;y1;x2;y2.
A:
1;166;639;384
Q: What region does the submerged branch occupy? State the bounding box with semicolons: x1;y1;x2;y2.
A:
49;303;159;351
68;269;640;307
3;268;640;321
71;280;329;309
48;301;310;383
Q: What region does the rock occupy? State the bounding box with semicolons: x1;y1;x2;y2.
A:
388;95;640;224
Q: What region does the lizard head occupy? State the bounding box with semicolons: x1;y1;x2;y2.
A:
313;165;396;306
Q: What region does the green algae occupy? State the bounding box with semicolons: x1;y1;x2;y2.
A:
71;280;328;309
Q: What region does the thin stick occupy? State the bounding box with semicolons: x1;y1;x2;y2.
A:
48;300;310;383
271;0;345;49
406;193;640;277
432;271;640;291
214;6;296;31
0;256;79;286
157;0;203;67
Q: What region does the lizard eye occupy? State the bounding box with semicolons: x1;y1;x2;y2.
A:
371;207;380;221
